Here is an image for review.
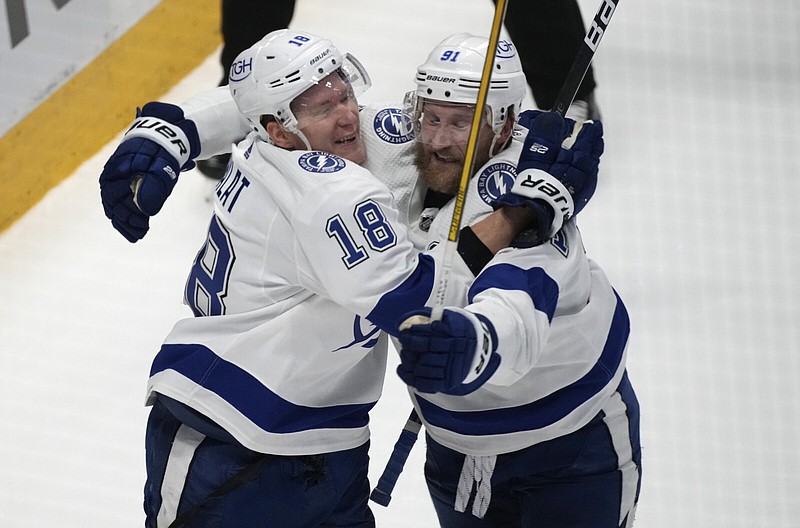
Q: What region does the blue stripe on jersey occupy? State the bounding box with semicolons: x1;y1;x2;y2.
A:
150;344;373;433
415;291;630;436
367;253;436;333
468;264;560;323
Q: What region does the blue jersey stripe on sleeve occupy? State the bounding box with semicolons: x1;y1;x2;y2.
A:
366;253;436;334
468;264;560;323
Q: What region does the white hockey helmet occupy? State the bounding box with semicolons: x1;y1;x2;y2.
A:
228;29;371;141
407;33;526;136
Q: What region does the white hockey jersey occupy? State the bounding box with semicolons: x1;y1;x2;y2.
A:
147;133;472;456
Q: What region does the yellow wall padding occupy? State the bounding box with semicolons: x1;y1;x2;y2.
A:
0;0;221;232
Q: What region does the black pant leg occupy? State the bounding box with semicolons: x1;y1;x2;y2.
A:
494;0;597;109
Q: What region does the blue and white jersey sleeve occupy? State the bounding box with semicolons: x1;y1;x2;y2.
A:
411;221;632;455
179;86;251;159
467;221;593;386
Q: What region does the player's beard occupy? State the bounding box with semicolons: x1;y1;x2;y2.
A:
413;138;494;197
413;142;465;197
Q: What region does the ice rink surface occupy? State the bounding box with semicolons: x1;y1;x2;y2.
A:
1;0;799;526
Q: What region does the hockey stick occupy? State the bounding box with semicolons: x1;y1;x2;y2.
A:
429;0;510;322
370;0;621;509
369;409;422;506
551;0;620;116
368;0;510;508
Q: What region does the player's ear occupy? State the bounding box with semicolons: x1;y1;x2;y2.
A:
265;118;295;148
500;107;516;144
488;107;517;157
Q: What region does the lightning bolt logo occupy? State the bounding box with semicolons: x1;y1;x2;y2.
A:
298;151;346;173
374;108;414;144
477;162;516;205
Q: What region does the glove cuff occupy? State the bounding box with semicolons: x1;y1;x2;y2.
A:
446;307;496;385
511;168;574;237
125;116;193;170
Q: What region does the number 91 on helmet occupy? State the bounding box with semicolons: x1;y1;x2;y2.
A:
403;33;526;148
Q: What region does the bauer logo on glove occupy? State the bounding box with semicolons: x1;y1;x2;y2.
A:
126;117;192;170
99;102;200;242
517;169;573;220
491;110;603;246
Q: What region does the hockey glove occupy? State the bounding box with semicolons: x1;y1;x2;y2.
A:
99;102;200;242
396;307;498;395
494;110;603;246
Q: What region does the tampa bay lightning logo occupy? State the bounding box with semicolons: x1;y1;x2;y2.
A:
373;108;414;144
298;152;347;173
496;39;517;59
333;315;381;352
477;162;516;205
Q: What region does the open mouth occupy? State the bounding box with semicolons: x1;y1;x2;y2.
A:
335;135;357;145
434;152;461;164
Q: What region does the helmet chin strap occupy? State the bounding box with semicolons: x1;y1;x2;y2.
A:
263;118;313;150
278;114;312;150
488;134;501;158
488;130;512;158
294;129;312;150
488;109;516;157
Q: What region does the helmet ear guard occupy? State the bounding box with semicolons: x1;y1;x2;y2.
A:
228;29;371;141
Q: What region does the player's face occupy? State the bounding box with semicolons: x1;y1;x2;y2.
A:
413;101;494;196
292;72;366;164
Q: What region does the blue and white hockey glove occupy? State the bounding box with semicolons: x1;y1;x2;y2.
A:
396;307;499;395
494;110;603;246
99;102;200;242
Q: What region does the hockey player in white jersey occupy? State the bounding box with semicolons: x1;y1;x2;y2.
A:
395;121;640;527
336;36;640;527
383;37;641;527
